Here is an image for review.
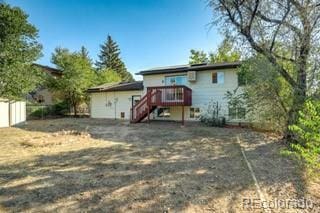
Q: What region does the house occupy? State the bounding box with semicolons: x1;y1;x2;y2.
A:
88;62;244;124
88;81;144;120
26;64;62;105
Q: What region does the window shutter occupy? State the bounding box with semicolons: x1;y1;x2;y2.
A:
212;72;218;83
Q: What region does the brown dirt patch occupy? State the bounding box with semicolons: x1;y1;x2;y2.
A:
0;118;318;212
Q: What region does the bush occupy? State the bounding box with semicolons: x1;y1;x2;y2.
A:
51;101;69;115
286;100;320;173
200;100;226;127
28;105;51;118
27;101;69;119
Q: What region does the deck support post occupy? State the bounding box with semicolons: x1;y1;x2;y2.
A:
147;89;150;123
181;105;184;126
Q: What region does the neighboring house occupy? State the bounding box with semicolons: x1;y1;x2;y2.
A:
88;62;244;123
26;64;62;105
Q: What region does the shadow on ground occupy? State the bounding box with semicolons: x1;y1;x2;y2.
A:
0;118;309;212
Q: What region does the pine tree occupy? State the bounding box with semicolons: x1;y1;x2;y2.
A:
96;35;134;82
80;46;89;59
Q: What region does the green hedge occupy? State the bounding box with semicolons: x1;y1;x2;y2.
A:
283;100;320;174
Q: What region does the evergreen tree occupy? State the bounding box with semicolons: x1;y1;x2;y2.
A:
95;68;121;85
80;46;90;59
96;35;134;82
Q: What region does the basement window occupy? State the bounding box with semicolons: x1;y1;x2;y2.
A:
190;107;200;118
157;108;170;117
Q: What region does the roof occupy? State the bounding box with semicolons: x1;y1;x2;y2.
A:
137;61;241;75
87;81;144;93
32;63;62;76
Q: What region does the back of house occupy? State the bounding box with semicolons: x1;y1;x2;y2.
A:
88;62;245;123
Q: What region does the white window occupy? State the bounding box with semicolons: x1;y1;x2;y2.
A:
165;75;187;86
157;108;170;117
217;72;224;84
212;72;224;84
190;107;200;118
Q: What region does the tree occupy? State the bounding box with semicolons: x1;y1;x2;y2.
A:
209;0;320;138
96;35;134;82
189;49;208;64
235;55;293;131
209;37;241;63
95;68;121;85
80;46;90;59
288;100;320;172
0;3;42;99
49;47;95;116
189;38;240;65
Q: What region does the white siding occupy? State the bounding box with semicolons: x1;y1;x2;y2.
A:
188;69;239;118
0;100;26;127
151;106;190;121
143;74;167;91
143;69;240;120
90;90;143;119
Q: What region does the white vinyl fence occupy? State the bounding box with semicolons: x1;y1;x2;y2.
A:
0;99;26;128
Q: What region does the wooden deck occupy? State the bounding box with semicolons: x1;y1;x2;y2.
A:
131;85;192;123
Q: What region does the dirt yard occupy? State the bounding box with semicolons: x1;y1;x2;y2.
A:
0;118;319;212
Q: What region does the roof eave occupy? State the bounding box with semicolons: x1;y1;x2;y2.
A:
137;62;241;76
87;81;144;93
87;88;144;93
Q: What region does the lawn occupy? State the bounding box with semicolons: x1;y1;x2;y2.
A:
0;118;319;212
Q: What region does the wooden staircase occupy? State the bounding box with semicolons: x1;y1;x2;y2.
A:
131;86;192;123
131;90;157;123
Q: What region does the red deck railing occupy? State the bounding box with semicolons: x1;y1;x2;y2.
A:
131;85;192;123
147;85;192;106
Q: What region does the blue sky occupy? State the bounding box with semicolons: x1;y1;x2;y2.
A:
7;0;222;80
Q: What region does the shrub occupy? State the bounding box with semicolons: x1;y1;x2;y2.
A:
199;100;226;127
27;101;69;119
28;105;51;118
51;101;69;115
286;100;320;173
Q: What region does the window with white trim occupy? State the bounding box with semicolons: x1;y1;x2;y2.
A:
212;71;224;84
157;108;170;117
165;75;187;86
190;107;200;118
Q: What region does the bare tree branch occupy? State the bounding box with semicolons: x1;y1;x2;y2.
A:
254;10;302;36
219;0;298;88
270;1;291;51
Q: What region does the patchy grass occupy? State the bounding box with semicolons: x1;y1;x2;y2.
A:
0;118;319;212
